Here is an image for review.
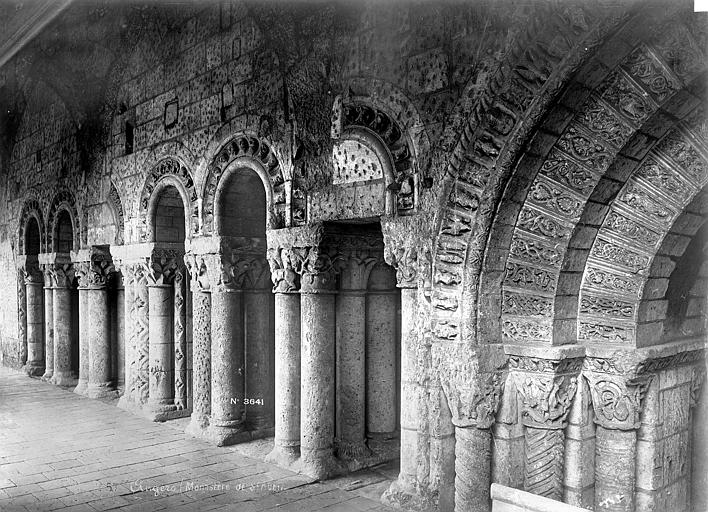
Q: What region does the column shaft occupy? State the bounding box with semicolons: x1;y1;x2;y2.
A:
595;427;636;512
148;285;175;410
116;287;125;391
134;274;150;404
87;287;114;398
300;290;339;479
42;285;54;380
398;287;419;489
187;290;211;432
52;288;75;385
74;289;90;394
244;289;274;431
266;292;301;465
455;427;493;512
119;271;135;406
174;272;188;409
366;290;398;437
25;282;44;376
336;290;369;460
209;289;245;445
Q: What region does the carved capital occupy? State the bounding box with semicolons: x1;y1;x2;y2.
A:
49;263;75;289
205;249;269;292
584;369;652;430
21;260;43;284
184;252;210;292
146;249;181;286
41;265;54;288
301;247;338;293
509;355;582;429
267;246;303;293
436;346;505;429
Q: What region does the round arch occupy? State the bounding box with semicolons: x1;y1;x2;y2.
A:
18;199;45;255
137;157;198;243
47;190;81;253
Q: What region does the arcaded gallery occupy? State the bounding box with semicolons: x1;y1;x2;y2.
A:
0;1;706;511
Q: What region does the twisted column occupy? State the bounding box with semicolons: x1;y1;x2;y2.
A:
50;263;76;386
41;266;54;381
133;263;150;405
16;268;27;367
511;355;580;501
185;252;212;436
584;361;653;512
22;262;44;377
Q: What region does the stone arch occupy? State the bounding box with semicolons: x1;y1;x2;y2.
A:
137;157;198;243
107;181;125;245
47;189;81;253
430;2;638;345
336;99;417;215
18;198;45;255
202;132;286;234
473;10;706;348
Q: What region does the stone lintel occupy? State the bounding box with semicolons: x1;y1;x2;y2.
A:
505;342;586;362
266;223;324;251
37;252;72;266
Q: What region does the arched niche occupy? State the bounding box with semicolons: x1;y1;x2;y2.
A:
47;190;81;253
214;161;270;238
138;157;197;243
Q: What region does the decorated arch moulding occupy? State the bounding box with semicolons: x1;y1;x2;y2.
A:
335;79;430;216
17;190;46;255
137;156;198;243
436;6;700;349
107;181;125;245
47;189;83;253
200;129;288;234
428;4;631;346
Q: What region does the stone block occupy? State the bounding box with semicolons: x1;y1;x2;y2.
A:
578;201;609;227
661;385;690;436
636;321;665;347
661;234;691;257
643;278;669;299
564;437;596;488
574;58;611;89
637;300;668;323
541;104;576;136
636;438;663;491
649;256;676;278
561;248;590;273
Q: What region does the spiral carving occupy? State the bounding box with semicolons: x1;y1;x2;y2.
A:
134;267;150;404
174;269;187;409
192;291;211;423
523;427;565;500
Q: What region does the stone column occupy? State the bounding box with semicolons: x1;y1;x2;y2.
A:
133;263;150;405
16;268;27;367
185;253;212;436
207;250;248;446
512;355;581;501
335;248;377;466
41;266;54;381
117;264;136;408
264;241;302;466
174;268;188;410
244;261;274;432
585;365;653;512
145;249;180;419
23;263;45;377
73;261;90;395
299;249;342;479
50;263;76;386
366;263;398;452
84;251;117;399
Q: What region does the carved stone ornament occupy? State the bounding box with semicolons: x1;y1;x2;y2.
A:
146;249;181;286
184;252;210;291
49;263;75;289
21;261;43;284
206;248;271;292
514;372;578;430
584;371;653;430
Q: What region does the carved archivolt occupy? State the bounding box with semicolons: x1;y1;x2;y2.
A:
18;198;45;255
138;157;198;242
202;134;286;234
47;189;82;253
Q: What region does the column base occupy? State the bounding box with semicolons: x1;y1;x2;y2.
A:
185;415;210;441
73;379;88;395
381;479;436;512
86;385;119;400
207;424;251;446
41;370;54;381
24;362;45;377
51;371;78;387
367;432;401;460
336;440;374;472
265;444;300;467
298;449;346;480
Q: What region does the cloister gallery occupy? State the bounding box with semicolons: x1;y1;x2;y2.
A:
0;1;706;511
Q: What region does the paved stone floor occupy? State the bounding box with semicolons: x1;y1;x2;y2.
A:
0;367;398;512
